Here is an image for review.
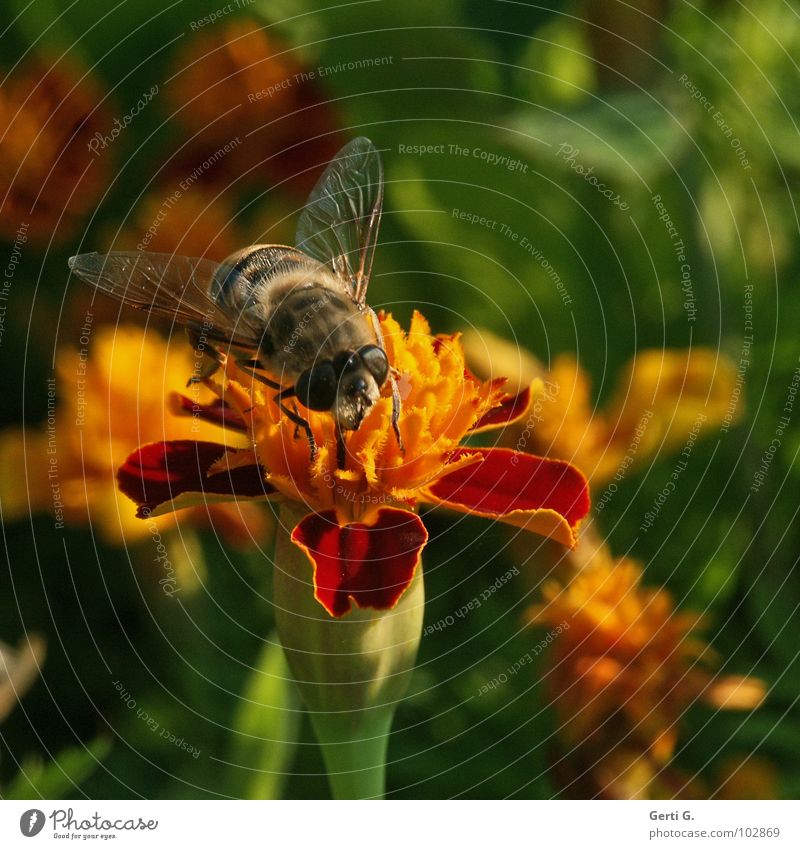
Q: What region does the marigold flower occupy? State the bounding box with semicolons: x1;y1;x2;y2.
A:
0;323;265;546
118;311;590;617
529;549;765;798
165;18;345;193
462;328;739;487
0;58;112;243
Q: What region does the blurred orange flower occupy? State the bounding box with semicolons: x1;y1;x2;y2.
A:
462;329;739;487
165;18;345;194
0;57;113;244
715;756;779;800
106;186;247;262
0;323;266;548
529;547;765;798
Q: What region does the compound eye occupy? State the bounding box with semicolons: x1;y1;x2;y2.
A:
295;362;337;411
358;345;389;386
332;350;360;376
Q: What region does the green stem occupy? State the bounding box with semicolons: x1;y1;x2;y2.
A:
273;502;424;801
311;710;392;799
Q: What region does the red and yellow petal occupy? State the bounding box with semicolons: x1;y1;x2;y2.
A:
470;383;534;433
422;447;589;547
291;507;428;617
118;440;275;518
169;392;248;432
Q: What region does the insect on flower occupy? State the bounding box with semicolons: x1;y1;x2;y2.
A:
69;138;398;468
70;141;591;620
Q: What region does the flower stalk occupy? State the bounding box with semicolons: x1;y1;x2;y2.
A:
273;502;424;799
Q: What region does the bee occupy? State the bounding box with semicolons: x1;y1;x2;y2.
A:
69;137;402;468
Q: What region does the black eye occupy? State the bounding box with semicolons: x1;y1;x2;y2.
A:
295;363;337;411
332;350;360;376
358;345;389;385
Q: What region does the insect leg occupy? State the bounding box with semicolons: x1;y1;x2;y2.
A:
185;328;225;386
235;357;283;390
335;424;347;470
368;307;405;455
389;371;405;454
274;386;317;462
289;402;302;440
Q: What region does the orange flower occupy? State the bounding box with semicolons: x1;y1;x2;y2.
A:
0;323;264;546
165;18;345;193
234;313;579;531
118;312;590;616
462;329;739;487
529;548;765;798
0;57;113;243
106;186;247;262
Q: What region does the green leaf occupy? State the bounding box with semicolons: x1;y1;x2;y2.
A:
507;90;690;186
747;550;800;673
5;737;112;800
227;637;300;800
513;15;596;106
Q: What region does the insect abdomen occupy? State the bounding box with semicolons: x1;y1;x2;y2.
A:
212;245;310;310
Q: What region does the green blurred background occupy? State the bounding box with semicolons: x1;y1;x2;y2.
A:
1;0;798;799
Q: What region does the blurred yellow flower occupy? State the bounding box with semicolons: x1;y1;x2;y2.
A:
0;57;113;244
462;328;739;487
0;323;263;546
529;547;765;798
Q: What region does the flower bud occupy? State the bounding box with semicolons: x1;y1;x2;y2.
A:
273;502;424;798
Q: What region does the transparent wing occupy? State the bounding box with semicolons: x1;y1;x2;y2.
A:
295;136;384;305
68;251;262;347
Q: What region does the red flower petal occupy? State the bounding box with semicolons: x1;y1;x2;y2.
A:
470;385;532;433
170;393;248;432
424;447;589;546
291;508;428;617
118;440;273;518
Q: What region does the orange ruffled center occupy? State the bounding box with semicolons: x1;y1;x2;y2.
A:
221;311;507;524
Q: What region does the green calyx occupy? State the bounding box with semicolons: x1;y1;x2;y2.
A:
273;502;425;799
